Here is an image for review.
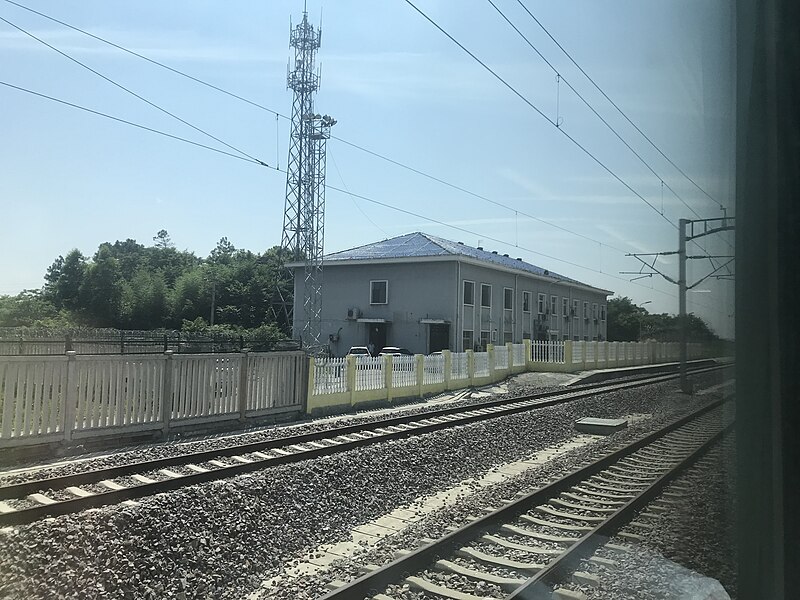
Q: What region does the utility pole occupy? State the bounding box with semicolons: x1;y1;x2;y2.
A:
622;217;735;395
280;6;336;349
678;219;688;392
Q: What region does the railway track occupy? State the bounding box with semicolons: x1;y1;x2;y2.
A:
0;363;730;527
318;398;731;600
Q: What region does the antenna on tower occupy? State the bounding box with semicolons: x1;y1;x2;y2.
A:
279;8;335;350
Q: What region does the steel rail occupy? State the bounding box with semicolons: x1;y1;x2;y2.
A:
0;364;729;527
318;397;729;599
0;362;724;500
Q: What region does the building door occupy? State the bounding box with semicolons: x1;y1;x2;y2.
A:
368;323;387;353
429;324;450;353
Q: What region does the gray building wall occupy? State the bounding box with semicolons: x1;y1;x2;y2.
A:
457;262;608;349
293;258;609;356
294;261;457;356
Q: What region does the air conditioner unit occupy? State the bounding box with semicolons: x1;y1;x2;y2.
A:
346;307;361;320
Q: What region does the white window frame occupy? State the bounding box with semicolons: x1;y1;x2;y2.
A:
583;301;589;319
562;297;569;317
462;329;474;351
523;291;531;313
600;304;607;321
537;293;546;315
463;280;475;306
550;295;557;316
370;280;388;305
592;303;599;320
572;299;579;319
503;287;513;310
480;284;492;308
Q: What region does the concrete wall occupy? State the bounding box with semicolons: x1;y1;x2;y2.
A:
295;261;458;356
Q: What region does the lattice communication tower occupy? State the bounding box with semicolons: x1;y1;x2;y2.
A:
280;9;335;348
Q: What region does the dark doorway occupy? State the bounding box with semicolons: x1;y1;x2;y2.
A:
368;323;387;353
429;324;450;353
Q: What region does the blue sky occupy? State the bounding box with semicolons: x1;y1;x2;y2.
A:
0;0;735;337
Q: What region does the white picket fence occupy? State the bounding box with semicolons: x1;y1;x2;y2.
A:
0;351;307;448
531;341;566;364
392;355;417;388
313;357;347;395
473;352;490;377
354;356;384;391
450;352;468;380
423;354;445;385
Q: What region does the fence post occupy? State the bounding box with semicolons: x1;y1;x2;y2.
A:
120;331;125;354
160;350;174;437
505;342;513;373
65;332;73;353
306;356;317;410
384;355;394;401
238;350;250;422
443;350;452;390
63;351;77;442
593;341;599;369
523;339;532;370
467;350;475;386
346;355;356;406
486;344;495;381
415;354;424;397
564;340;573;371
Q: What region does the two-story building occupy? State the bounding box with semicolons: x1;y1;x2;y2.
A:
290;232;612;355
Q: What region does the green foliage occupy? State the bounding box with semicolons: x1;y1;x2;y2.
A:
607;296;720;342
7;231;292;338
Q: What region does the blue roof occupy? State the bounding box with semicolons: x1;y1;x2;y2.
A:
324;232;608;292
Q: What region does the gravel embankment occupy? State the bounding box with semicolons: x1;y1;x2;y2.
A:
0;372;729;600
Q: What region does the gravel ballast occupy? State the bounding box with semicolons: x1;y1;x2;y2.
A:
0;372;730;600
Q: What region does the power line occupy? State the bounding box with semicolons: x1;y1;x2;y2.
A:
1;0;290;120
513;0;725;212
2;78;724;315
402;0;676;230
0;80;272;167
2;0;657;260
485;0;706;222
0;15;270;168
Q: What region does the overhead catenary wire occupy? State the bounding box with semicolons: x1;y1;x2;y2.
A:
0;15;271;168
513;0;726;213
485;0;706;222
0;78;722;314
3;0;679;262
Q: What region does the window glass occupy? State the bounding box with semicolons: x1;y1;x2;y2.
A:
503;288;513;310
462;329;473;352
562;297;569;317
370;280;388;304
572;299;579;318
550;295;557;316
463;281;474;305
523;291;531;312
480;284;491;308
583;301;589;319
537;293;546;314
600;304;606;321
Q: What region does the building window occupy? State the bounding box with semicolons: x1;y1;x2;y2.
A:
583;301;589;319
550;295;558;316
592;303;599;320
572;299;579;319
481;284;492;308
463;281;474;305
573;335;580;341
479;330;490;350
504;288;513;310
523;291;531;313
504;331;513;343
600;304;606;321
370;280;388;304
562;297;569;317
537;293;546;314
462;329;474;352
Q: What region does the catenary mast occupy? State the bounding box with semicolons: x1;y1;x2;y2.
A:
280;6;335;348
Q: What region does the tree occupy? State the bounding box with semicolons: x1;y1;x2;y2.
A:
152;229;173;249
607;296;720;342
607;297;647;341
43;249;87;311
79;246;122;327
0;290;73;327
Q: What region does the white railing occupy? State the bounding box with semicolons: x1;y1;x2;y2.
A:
423;354;445;385
531;341;565;364
473;352;490;377
312;357;347;395
494;346;509;369
512;343;526;367
1;351;307;448
450;352;468;380
392;355;417;388
354;356;384;391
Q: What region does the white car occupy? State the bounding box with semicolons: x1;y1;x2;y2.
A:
347;346;371;356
